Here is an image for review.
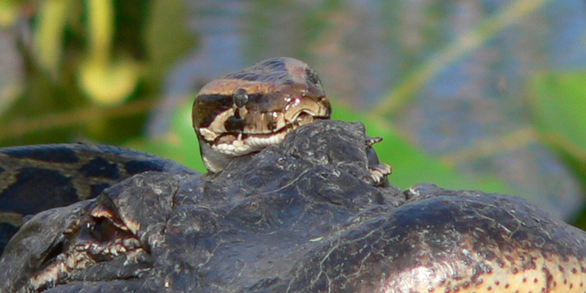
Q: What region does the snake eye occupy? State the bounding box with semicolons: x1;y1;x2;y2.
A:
225;115;245;132
234;89;249;107
305;68;322;87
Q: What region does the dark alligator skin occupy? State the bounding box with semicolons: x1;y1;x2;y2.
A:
1;121;585;293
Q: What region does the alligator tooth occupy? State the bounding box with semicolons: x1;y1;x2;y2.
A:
76;253;85;262
90;243;101;254
77;243;91;251
116;244;127;253
123;238;140;249
77;258;90;269
123;238;133;248
66;256;77;268
110;220;129;231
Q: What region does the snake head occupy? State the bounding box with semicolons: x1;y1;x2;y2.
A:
192;57;331;173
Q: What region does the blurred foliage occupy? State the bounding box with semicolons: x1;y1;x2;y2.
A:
528;72;586;228
372;0;551;117
333;107;513;193
530;72;586;159
0;0;194;145
0;0;20;27
127;99;206;173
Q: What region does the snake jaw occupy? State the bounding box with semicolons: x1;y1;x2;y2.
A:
192;57;331;173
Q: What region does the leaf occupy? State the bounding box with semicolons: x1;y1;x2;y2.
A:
530;72;586;157
34;0;72;74
529;72;586;226
78;57;139;106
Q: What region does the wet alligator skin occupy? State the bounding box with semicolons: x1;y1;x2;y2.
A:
1;121;585;293
0;144;196;254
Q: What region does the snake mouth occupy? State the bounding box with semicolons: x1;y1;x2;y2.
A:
24;205;146;293
206;107;330;157
194;86;331;173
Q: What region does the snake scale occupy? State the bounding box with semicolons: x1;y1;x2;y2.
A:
0;144;196;252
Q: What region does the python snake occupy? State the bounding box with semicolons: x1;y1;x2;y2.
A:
192;57;331;173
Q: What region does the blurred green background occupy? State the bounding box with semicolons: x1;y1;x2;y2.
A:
0;0;585;227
